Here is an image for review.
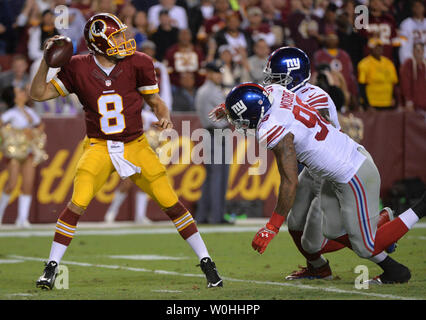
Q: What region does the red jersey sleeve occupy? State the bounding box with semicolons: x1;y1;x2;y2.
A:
134;52;159;95
50;56;77;96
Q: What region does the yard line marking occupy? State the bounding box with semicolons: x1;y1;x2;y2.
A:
0;259;24;264
151;290;183;293
2;222;426;238
0;226;262;238
108;255;189;261
5;293;34;297
9;255;420;300
407;236;426;240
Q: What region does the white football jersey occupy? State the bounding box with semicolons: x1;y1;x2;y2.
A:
294;82;341;130
399;17;426;64
257;84;366;183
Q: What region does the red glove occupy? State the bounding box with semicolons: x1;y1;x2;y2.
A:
252;212;285;254
208;103;227;121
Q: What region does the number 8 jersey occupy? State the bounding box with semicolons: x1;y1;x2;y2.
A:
257;84;366;184
50;51;159;142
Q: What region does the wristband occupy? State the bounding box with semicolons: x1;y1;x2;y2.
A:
267;211;286;232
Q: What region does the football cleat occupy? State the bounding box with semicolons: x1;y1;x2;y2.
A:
199;257;223;288
377;207;398;253
36;261;58;290
365;264;411;285
285;261;333;280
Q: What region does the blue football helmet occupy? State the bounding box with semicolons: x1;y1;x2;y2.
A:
225;83;272;134
263;46;311;91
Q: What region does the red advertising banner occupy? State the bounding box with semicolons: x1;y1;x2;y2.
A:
0;111;425;224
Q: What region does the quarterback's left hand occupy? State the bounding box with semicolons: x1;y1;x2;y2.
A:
252;223;279;254
153;118;173;130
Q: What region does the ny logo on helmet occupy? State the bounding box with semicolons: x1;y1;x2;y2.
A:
285;58;300;72
231;100;248;116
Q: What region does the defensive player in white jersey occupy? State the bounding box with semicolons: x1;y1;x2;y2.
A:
218;82;426;284
263;47;343;280
261;47;396;280
211;47;395;279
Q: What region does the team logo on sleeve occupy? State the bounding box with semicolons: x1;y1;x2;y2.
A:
231;100;248;116
285;58;300;72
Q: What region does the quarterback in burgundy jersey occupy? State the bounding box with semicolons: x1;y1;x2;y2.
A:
51;51;159;142
30;13;222;290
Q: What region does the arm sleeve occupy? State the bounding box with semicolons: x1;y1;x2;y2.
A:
136;54;160;95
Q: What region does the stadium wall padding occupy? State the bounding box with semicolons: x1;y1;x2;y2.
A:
0;111;425;223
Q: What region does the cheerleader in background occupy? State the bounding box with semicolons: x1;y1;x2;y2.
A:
0;86;47;228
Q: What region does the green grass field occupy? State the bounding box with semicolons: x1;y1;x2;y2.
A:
0;222;425;300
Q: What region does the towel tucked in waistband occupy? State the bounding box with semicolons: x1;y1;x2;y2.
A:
107;140;141;179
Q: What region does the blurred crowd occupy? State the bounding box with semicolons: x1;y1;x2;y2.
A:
0;0;425;115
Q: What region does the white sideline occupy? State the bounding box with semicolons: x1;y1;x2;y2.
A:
8;255;421;300
1;222;426;238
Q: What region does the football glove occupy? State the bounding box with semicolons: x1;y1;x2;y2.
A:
252;212;285;254
208;103;227;121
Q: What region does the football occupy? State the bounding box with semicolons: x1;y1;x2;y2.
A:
44;36;73;68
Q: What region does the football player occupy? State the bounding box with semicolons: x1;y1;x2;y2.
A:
211;47;396;280
30;13;222;289
218;82;425;284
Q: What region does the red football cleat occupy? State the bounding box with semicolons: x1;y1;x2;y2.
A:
285;261;333;280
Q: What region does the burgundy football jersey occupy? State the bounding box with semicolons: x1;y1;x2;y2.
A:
50;51;159;143
359;13;397;60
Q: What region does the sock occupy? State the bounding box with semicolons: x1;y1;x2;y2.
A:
186;232;210;261
0;193;11;223
106;191;127;217
308;256;328;268
48;241;68;264
369;251;388;264
319;239;346;254
135;191;148;221
17;194;32;223
164;202;198;240
50;207;81;264
288;230;322;262
399;208;420;228
372;217;410;255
